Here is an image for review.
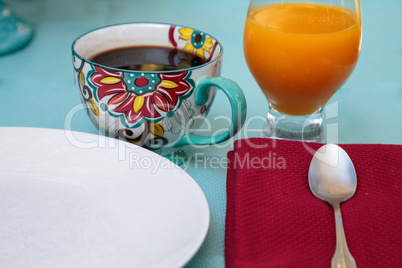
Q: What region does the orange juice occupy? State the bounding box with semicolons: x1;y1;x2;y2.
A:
244;3;362;115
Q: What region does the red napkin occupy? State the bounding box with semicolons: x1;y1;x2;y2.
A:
225;138;402;268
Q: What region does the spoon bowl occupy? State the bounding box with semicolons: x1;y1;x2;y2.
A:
308;143;357;268
309;143;357;203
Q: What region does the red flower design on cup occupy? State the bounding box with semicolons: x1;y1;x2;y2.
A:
90;66;193;126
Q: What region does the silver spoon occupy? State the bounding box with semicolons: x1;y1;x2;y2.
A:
308;144;357;268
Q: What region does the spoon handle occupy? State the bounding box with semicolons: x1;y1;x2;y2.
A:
332;204;357;268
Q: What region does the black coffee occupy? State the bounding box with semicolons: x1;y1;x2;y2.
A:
89;46;207;71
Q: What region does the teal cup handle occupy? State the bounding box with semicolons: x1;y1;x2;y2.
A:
175;77;247;147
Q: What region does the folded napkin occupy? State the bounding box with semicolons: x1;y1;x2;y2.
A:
225;138;402;268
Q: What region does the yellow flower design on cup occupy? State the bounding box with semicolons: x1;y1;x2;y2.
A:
179;28;214;58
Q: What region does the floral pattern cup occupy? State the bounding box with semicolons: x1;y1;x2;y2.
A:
72;23;246;156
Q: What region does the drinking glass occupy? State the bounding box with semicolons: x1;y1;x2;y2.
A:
244;0;362;141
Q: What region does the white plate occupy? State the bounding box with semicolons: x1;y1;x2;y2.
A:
0;127;209;268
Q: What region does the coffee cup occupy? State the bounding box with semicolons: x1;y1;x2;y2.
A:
72;23;246;156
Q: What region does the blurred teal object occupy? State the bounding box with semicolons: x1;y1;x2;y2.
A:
0;1;33;55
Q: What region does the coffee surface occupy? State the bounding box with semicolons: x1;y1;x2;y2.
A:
89;46;207;71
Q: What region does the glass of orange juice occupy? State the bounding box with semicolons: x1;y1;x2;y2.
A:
244;0;362;141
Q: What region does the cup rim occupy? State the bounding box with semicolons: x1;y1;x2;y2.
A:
71;22;223;74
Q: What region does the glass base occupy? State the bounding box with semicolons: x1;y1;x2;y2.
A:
262;105;324;142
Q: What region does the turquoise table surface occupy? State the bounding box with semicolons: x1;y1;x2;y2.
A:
1;0;402;267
